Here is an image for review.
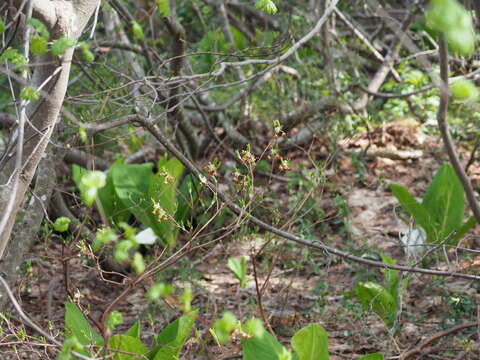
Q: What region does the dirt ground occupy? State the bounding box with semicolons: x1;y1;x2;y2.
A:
1;122;480;359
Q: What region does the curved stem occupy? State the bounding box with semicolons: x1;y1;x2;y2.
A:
437;36;480;223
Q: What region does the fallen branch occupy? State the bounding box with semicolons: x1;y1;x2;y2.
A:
400;321;480;360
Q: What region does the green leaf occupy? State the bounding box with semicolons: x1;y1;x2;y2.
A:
60;336;84;357
243;331;287;360
156;0;171;17
98;160;130;224
243;318;265;338
77;170;106;206
79;42;94;62
131;252;145;274
54;217;71;233
149;156;184;246
107;311;123;331
0;19;4;34
72;164;88;187
425;0;475;56
124;321;141;339
30;37;48;56
0;48;28;70
108;334;148;360
112;163;156;230
390;184;434;241
228;256;248;287
380;255;399;306
176;174;200;224
231;26;247;50
114;240;135;262
451;216;477;245
422;164;464;241
291;324;328;360
358;354;384;360
212;312;238;345
254;0;278;15
27;18;49;40
356;282;397;327
147;283;174;302
179;288;193;313
93;227;118;252
64;303;103;349
131;21;144;40
450;79;479;101
20;86;40;102
51;37;76;57
151;311;197;360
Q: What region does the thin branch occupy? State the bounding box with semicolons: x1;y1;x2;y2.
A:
0;275;95;360
400;321;480;360
140;115;480;281
437;36;480;223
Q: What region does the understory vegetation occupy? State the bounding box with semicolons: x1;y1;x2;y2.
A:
1;0;480;359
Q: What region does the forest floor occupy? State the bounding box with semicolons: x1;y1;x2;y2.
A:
2;121;480;359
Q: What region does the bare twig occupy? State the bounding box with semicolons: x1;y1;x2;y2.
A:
0;275;95;360
400;321;480;360
437;36;480;223
140;115;480;281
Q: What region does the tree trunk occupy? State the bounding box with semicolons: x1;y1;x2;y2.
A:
0;1;99;260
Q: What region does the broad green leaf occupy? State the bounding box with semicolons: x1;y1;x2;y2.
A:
156;0;170;17
93;227;118;252
450;79;479;101
131;252;145;274
151;311;197;360
27;18;49;40
231;26;247;50
54;217;71;232
98;160;130;224
108;334;148;360
422;164;464;241
212;312;238;345
358;354;384;360
243;318;265;338
228;256;248;287
30;37;48;56
112;163;156;230
291;324;328;360
390;184;434;241
131;21;144;40
176;174;200;224
147;283;174;302
380;255;399;306
64;303;103;349
0;48;27;69
20;86;40;101
356;282;397;327
243;331;287;360
72;164;88;187
254;0;278;15
0;19;4;34
51;37;76;57
107;311;123;331
149;156;184;245
425;0;475;56
124;321;141;339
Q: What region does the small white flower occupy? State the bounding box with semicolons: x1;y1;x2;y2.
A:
135;227;157;245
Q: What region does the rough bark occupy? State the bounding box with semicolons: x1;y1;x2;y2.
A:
0;0;99;259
